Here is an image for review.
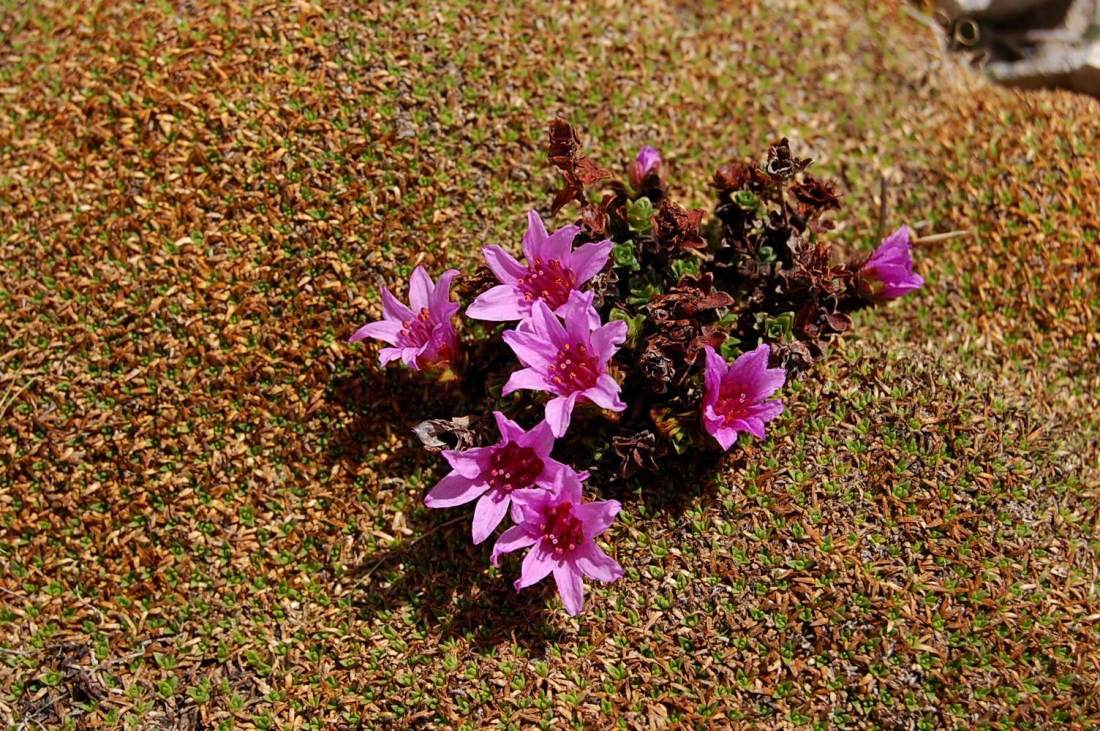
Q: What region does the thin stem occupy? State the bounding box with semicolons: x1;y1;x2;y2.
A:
876;173;889;241
364;515;469;579
913;229;970;245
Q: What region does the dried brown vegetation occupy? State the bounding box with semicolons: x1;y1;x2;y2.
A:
0;0;1097;729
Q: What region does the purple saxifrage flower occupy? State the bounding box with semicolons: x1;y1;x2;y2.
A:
859;226;924;301
701;344;786;451
466;210;612;322
349;266;460;371
628;145;662;189
501;291;627;437
491;469;623;616
424;412;571;544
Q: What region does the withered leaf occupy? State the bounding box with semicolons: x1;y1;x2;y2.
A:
580;203;610;238
765;137;811;181
575;157;611;186
713;161;753;191
551;184;581;214
650;199;706;262
413;416;478;452
547;118;580;166
611;430;660;477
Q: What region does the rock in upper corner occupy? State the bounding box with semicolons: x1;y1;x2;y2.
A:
939;0;1054;19
935;0;1100;97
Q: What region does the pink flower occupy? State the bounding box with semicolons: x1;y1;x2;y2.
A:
466;210;612;322
501;291;627;437
628;145;662;189
491;469;623;616
424;412;571;544
859;226;924;301
349;266;460;370
701;344;786;451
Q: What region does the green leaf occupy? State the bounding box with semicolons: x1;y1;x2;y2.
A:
719;337;742;360
609;307;646;342
612;241;640;272
626;196;654;233
626;275;661;306
732;189;759;211
669;257;701;279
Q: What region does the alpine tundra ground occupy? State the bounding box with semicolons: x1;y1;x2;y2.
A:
0;1;1098;728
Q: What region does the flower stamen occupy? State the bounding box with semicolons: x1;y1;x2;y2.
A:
518;258;577;309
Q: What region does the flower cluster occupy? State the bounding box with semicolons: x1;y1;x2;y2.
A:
349;121;926;615
349;267;458;371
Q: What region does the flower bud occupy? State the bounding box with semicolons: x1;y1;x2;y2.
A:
628;146;662;189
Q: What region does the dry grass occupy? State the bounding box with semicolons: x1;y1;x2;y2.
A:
0;0;1097;728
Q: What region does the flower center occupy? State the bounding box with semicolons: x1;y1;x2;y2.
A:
486;441;544;493
539;502;584;557
546;342;599;393
398;308;434;347
519;257;576;310
715;381;753;421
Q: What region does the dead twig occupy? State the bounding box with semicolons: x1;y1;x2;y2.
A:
0;376;38;421
876;173;889;240
363;515;469;579
913;229;971;246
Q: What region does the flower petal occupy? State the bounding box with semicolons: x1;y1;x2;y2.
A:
755;368;788;400
882;273;924;299
568;239;612;284
482;245;526;284
731;399;783;440
870;226;911;264
501;328;555;369
492;411;525;443
442;447;488;479
553;563;585;615
544;393;578;437
400;344;426;369
491;525;536;566
575;499;621;538
423;321;457;364
731;418;765;440
573;543;624;583
540;224;581;262
703;346;726;395
516;545;556;590
408;266;433;311
379;346;406;367
348;319;402;345
711;423;739;451
380;286;413;322
701;401;723;431
527;299;569;347
472;491;511;544
518;420;556;457
522;210;549;261
424;472;486;508
502;367;549;396
728;343;770;383
747;398;784;424
636;146;661;175
430;269;460;314
591;320;627;362
583;374;626;412
466;284;525;322
871;258;915;278
534;456;569;488
510;487;551;523
864;227;921;296
557;290;598;342
547;465;584;503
